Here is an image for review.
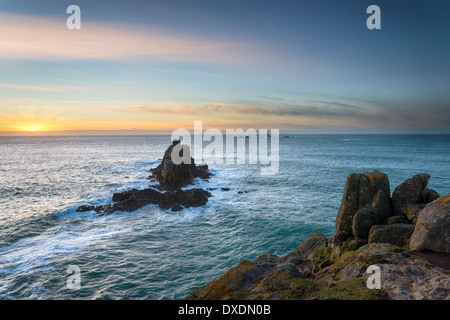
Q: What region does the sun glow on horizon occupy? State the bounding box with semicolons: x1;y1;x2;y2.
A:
14;123;50;132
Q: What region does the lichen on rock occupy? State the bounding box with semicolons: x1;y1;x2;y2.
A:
185;172;449;300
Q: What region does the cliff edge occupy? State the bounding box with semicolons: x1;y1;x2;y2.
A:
185;171;450;300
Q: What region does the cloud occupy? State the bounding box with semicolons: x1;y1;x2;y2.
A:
203;98;450;131
0;12;263;65
135;105;197;113
257;95;285;101
205;102;365;119
0;83;91;92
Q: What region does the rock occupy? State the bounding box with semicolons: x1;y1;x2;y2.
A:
78;141;213;215
94;188;162;215
330;246;342;260
282;251;304;266
410;251;450;270
368;224;415;247
333;171;391;244
150;140;194;190
404;203;427;222
333;173;361;244
294;232;328;260
76;205;95;212
112;189;139;202
336;244;450;300
388;215;410;225
252;262;302;294
348;237;368;249
189;188;211;207
185;173;450;301
409;193;450;253
421;188;440;203
158;188;211;210
338;263;363;281
392;173;434;219
197;254;282;300
150;140;211;190
77;185;211;216
352;188;391;238
221;188;230;191
171;204;184;212
358;171;390;209
380;263;450;300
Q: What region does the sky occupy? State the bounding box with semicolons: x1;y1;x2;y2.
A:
0;0;449;134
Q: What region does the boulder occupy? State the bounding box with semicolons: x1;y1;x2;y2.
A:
358;171;390;209
352;189;391;238
421;188;440;203
404;203;428;222
392;174;439;221
333;173;361;244
189;188;211;207
387;215;409;225
368;224;415;247
333;171;391;244
409;194;450;253
294;232;328;260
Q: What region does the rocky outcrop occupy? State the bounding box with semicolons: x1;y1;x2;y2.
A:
158;188;211;211
294;232;328;260
333;171;441;245
186;239;449;300
184;252;314;300
149;140;211;190
410;194;450;253
333;171;391;244
185;172;449;300
78;188;162;215
77;141;211;215
333;173;361;244
392;174;440;222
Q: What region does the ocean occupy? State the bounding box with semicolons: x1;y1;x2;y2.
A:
0;134;448;299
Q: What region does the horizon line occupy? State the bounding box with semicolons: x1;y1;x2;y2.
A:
0;129;449;137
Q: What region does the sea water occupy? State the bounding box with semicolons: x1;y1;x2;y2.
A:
0;134;448;299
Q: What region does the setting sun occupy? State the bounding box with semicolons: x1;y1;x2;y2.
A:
16;123;49;132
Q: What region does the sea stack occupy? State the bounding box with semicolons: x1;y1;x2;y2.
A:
149;139;211;190
77;141;212;215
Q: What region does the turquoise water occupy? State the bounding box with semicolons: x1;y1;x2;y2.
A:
0;134;448;299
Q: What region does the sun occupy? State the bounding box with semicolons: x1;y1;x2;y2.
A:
17;123;49;132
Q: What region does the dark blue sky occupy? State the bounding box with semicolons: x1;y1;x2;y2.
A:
1;0;449;133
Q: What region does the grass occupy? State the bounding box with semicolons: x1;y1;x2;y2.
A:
319;278;388;300
284;278;324;300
